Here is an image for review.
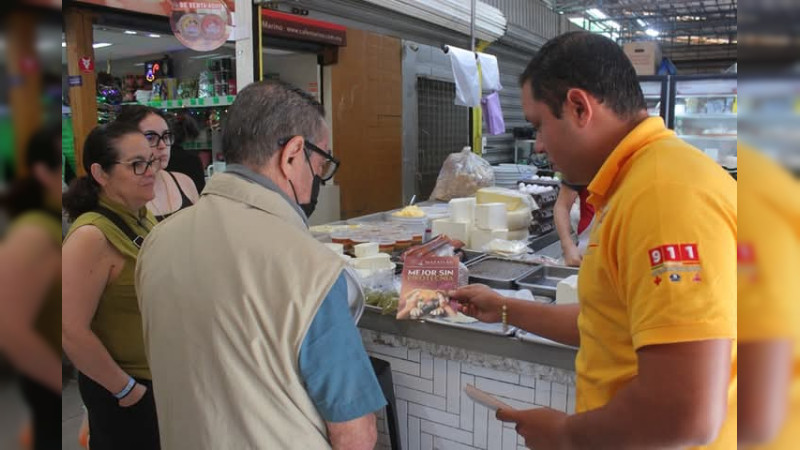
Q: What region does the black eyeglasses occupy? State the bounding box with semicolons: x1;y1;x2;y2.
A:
113;156;163;175
143;131;174;148
278;137;340;182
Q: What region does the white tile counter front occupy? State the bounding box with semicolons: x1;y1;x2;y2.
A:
359;322;577;450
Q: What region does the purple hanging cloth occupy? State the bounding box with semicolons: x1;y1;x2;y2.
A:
481;91;505;135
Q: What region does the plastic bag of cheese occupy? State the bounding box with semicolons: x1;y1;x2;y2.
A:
430;147;495;201
480;238;529;257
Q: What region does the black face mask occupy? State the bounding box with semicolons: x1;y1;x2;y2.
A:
289;151;323;219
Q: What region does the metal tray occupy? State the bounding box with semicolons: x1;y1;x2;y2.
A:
515;265;579;298
466;257;541;289
459;249;487;265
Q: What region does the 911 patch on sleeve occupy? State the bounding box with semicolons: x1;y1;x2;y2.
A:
737;242;758;282
649;243;702;285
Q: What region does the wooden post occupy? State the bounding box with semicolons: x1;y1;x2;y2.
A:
5;11;42;177
64;8;98;176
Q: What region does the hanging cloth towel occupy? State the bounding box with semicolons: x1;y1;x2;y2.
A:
476;52;502;92
446;45;481;107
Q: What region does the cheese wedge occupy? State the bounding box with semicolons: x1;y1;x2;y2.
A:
556;275;579;305
324;243;344;255
470;227;508;250
475;203;508;230
449;197;476;223
354;242;379;258
507;207;532;231
432;219;470;243
351;253;392;270
477;187;535;211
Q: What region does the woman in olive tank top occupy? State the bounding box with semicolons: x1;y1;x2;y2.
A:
62;123;162;450
0;123;63;450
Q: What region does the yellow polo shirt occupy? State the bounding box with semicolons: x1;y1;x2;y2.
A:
738;146;800;450
576;117;737;448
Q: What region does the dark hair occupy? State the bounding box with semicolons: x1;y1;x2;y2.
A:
222;80;326;166
115;104;168;128
170;112;200;146
62;122;144;221
1;122;62;218
519;31;646;119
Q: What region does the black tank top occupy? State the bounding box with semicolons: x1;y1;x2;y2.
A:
154;171;194;222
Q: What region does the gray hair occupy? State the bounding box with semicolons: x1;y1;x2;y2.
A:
222;80;326;166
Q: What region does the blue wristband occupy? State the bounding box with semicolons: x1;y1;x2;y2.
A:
114;377;136;400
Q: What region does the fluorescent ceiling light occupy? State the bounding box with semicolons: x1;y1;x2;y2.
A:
568;17;585;28
124;30;138;35
148;33;161;38
645;29;659;37
637;19;648;27
586;8;607;20
62;41;66;47
93;42;112;49
607;20;621;30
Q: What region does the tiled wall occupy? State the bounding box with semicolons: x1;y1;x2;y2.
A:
362;331;576;450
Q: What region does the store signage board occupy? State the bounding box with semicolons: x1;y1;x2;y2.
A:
74;0;234;16
68;75;83;87
170;0;231;51
261;10;347;47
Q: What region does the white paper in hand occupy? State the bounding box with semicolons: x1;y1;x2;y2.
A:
464;384;515;411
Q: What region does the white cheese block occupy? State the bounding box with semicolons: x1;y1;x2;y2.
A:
556;275;579;305
476;187;535;211
506;228;530;241
475;203;508;230
324;243;344;255
470;227;508;250
507;207;533;231
432;219;471;243
354;242;379;258
351;253;392;270
448;197;476;223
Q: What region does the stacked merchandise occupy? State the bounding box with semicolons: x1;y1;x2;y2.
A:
517;175;560;236
430;187;535;250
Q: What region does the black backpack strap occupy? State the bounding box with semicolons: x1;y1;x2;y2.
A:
93;206;145;249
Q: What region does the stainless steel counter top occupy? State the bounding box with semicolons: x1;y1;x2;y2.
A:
358;309;577;371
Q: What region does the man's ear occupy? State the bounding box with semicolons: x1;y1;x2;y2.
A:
278;136;306;179
565;88;594;128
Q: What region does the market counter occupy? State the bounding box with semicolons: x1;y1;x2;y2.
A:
357;308;578;450
359;309;576;371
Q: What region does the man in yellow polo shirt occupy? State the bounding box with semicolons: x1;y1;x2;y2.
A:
452;31;736;448
737;145;800;449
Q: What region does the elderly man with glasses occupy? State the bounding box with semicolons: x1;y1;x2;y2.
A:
135;80;383;450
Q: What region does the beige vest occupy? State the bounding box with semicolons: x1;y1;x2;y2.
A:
136;173;345;449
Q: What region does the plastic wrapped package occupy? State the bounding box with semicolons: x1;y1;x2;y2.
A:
360;267;400;315
480;239;529;258
430;147;495;201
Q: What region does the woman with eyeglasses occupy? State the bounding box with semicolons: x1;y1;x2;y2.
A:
116;105;199;222
62;122;161;450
